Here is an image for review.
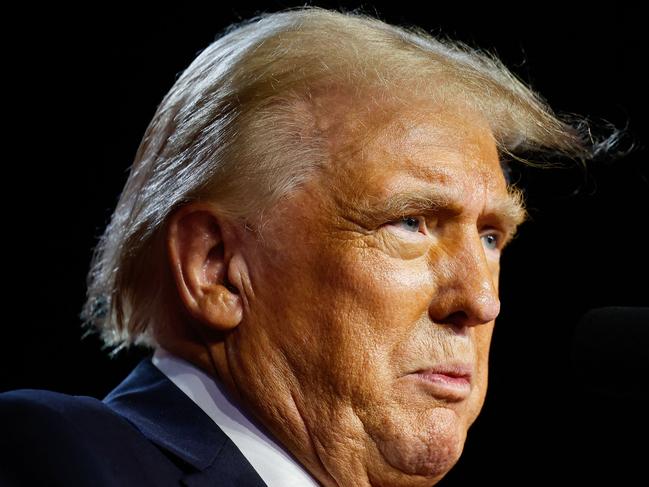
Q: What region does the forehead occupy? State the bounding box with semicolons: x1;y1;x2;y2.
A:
317;98;508;202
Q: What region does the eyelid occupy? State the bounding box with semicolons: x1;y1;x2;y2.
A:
480;227;509;251
386;214;430;235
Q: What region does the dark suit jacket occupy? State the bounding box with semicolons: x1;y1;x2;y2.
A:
0;356;268;486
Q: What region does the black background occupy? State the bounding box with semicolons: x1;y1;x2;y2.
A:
3;2;647;485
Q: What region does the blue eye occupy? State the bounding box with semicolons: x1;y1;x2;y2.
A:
481;233;499;250
396;216;423;233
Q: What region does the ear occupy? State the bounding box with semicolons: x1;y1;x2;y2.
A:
166;202;244;331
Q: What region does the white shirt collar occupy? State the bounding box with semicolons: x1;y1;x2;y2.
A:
151;347;319;487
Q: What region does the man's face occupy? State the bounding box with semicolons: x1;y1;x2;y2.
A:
225;99;524;486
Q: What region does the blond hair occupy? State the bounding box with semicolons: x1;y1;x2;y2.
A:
81;6;609;354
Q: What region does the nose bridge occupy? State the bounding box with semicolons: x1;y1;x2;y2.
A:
431;226;500;326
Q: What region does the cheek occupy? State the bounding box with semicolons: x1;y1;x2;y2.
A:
466;322;494;421
474;323;494;375
265;243;436;389
491;260;501;290
320;246;434;324
306;246;438;375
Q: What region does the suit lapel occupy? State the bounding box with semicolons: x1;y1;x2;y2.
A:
103;356;266;486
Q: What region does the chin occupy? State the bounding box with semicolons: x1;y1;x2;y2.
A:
371;407;467;484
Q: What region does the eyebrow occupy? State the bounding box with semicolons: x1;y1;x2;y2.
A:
351;186;528;242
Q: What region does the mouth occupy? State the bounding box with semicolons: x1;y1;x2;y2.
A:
408;363;473;402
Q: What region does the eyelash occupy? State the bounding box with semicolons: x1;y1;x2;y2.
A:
388;216;505;250
390;215;428;234
481;233;501;251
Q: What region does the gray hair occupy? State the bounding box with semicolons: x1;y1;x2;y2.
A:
80;6;610;354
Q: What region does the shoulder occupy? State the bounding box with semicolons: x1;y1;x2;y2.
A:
1;388;107;417
0;389;182;486
0;388;125;443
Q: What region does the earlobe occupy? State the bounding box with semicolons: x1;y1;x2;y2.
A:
166;203;244;332
202;287;243;329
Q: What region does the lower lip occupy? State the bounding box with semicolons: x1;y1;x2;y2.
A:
412;372;471;401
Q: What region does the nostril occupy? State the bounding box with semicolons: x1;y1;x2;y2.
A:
437;311;471;335
439;310;467;325
435;301;498;331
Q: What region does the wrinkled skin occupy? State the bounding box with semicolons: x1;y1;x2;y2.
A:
163;97;526;486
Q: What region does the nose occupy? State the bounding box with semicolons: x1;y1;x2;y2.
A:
428;231;501;331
